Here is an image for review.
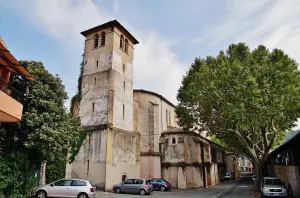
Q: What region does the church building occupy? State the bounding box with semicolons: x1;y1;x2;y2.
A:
65;20;225;191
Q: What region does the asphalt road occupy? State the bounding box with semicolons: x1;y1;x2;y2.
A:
220;179;253;198
96;179;253;198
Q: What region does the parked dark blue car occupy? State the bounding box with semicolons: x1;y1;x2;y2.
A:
150;178;171;191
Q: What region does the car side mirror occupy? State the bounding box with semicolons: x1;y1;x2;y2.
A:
50;184;54;187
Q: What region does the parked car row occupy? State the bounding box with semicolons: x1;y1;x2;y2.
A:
30;178;171;197
112;178;171;195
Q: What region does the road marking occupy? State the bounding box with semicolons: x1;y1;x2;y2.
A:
238;185;249;188
213;192;223;198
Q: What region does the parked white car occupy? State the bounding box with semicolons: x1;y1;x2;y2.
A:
261;177;288;197
222;173;232;180
31;178;96;198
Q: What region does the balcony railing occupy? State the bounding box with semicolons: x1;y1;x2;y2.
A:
0;76;28;103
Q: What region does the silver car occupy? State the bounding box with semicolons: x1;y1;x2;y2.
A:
31;178;96;198
261;177;288;197
113;178;153;195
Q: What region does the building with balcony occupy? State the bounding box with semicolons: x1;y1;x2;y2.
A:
0;36;33;122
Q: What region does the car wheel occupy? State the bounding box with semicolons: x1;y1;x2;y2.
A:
78;193;88;198
139;189;146;196
160;186;166;192
115;187;121;194
36;190;47;198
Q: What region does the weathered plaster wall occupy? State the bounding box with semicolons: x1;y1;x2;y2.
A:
133;92;178;147
133;91;177;179
111;130;136;165
79;76;109;126
105;129;140;191
161;135;202;164
140;156;161;179
111;70;133;131
71;129;107;188
161;134;206;189
224;154;239;178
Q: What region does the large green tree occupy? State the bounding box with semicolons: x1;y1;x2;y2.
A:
176;43;300;190
0;61;86;197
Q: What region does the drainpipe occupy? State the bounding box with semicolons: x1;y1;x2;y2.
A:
201;142;206;188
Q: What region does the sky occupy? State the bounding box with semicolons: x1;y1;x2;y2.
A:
0;0;299;130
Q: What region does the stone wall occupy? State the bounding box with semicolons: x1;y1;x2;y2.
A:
273;165;300;198
105;128;140;191
133;91;178;179
70;129;107;188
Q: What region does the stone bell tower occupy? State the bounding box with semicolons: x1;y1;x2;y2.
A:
69;20;140;191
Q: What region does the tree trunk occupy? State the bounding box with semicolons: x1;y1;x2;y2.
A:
39;160;47;186
253;159;266;192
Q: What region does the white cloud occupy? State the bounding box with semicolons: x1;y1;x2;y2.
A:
4;0;186;105
190;37;204;44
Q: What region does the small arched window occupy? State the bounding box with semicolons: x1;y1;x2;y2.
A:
120;35;124;49
125;39;128;53
94;34;99;48
100;32;105;47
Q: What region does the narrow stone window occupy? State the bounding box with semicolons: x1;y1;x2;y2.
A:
100;31;105;47
123;105;125;120
125;39;128;53
87;160;90;175
123;64;126;73
123;81;125;92
172;137;176;144
88;134;91;150
94;34;99;48
92;103;95;114
96;61;98;67
120;35;124;49
124;136;126;148
166;109;168;124
95;77;96;85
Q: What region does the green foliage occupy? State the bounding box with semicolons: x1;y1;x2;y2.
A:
176;43;300;166
0;152;35;198
0;60;86;195
45;153;66;184
69;55;87;162
70;56;85;116
18;61;84;163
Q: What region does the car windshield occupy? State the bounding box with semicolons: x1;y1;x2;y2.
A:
264;179;282;185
